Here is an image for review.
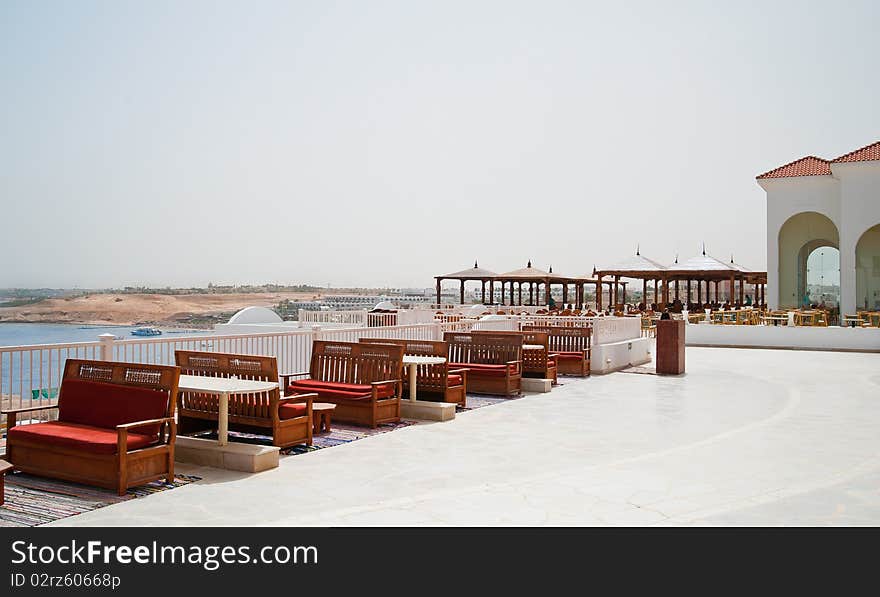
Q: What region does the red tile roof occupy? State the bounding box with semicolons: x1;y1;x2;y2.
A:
756;156;831;179
831;141;880;163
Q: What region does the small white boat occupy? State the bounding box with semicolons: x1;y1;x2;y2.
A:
131;327;162;337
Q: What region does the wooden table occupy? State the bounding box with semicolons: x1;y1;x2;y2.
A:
402;355;446;401
312;403;337;433
763;316;788;326
0;459;12;506
843;315;865;328
177;374;279;447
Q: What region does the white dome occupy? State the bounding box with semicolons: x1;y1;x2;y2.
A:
227;306;283;325
373;301;396;311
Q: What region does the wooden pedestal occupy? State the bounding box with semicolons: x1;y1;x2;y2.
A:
656;320;685;375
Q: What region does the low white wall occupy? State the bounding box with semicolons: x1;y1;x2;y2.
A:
593;317;641;345
592;338;652;374
685;324;880;352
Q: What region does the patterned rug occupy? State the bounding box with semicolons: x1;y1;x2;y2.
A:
0;473;201;528
192;421;420;456
457;393;522;411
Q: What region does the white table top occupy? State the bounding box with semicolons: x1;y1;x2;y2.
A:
403;355;446;365
178;374;278;394
523;344;545;350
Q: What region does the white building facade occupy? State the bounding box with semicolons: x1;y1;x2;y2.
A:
757;141;880;316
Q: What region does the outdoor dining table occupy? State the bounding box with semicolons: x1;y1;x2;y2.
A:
402;355;446;401
177;374;279;446
763;315;789;326
523;344;545;351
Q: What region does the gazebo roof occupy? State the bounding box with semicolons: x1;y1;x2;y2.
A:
595;251;668;276
674;252;740;272
437;261;497;279
497;261;551;279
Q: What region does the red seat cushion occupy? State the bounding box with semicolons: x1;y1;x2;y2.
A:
449;363;512;377
447;374;463;386
58;379;170;435
554;351;586;360
289;388;376;402
287;378;394;399
8;421;156;455
278;403;309;419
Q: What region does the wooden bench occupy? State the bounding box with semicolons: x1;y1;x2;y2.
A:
360;338;467;406
443;331;522;396
175;350;315;449
520;330;558;384
522;325;591;376
2;359;179;495
283;341;404;428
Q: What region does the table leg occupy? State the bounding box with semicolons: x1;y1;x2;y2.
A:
218;391;229;447
409;363;418;402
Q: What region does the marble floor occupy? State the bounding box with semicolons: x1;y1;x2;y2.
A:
51;346;880;526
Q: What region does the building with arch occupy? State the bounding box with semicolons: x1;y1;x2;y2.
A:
757;141;880;315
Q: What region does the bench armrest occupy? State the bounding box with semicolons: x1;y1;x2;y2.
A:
371;379;400;387
278;393;317;406
116;417;175;431
447;368;469;375
117;417;176;452
280;371;310;390
2;403;59;415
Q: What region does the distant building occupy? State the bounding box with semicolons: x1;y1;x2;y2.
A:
757;141;880;312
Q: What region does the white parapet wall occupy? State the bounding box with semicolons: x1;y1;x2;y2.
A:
591;317;652;374
685;324;880;352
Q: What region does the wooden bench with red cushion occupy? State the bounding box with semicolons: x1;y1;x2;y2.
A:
2;359;179;495
175;350;316;449
522;324;591;376
283;341;404;428
443;331;522;397
360;338;467;407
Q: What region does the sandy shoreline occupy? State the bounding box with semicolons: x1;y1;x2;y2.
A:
0;292;320;327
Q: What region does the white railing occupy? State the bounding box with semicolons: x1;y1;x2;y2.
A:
298;309;368;326
1;340;103;416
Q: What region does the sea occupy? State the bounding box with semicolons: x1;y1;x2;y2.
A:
0;324;214;395
0;323;212;347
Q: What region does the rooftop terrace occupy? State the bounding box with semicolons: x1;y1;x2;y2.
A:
49;345;880;526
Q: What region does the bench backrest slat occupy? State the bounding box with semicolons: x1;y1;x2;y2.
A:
360;338;449;389
522;325;592;353
310;341;404;385
175;350;278;419
443;331;523;365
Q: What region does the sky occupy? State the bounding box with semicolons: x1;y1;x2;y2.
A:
1;0;879;290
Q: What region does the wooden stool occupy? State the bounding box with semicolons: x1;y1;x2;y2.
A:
0;460;13;506
312;403;337;434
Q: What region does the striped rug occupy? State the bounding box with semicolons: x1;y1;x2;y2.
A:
0;473;200;528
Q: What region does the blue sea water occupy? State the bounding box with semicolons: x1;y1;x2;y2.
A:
0;323;211;347
0;324;214;396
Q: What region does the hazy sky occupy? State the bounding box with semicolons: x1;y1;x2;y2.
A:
2;0;878;289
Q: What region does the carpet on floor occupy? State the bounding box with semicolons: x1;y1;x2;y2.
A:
0;473;201;528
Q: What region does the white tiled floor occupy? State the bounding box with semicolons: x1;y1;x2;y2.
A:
51;347;880;526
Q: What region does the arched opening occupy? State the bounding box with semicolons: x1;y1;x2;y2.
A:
803;245;839;308
856;224;880;311
777;212;839;308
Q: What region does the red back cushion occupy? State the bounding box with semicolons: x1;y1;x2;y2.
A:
59;379;170;434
